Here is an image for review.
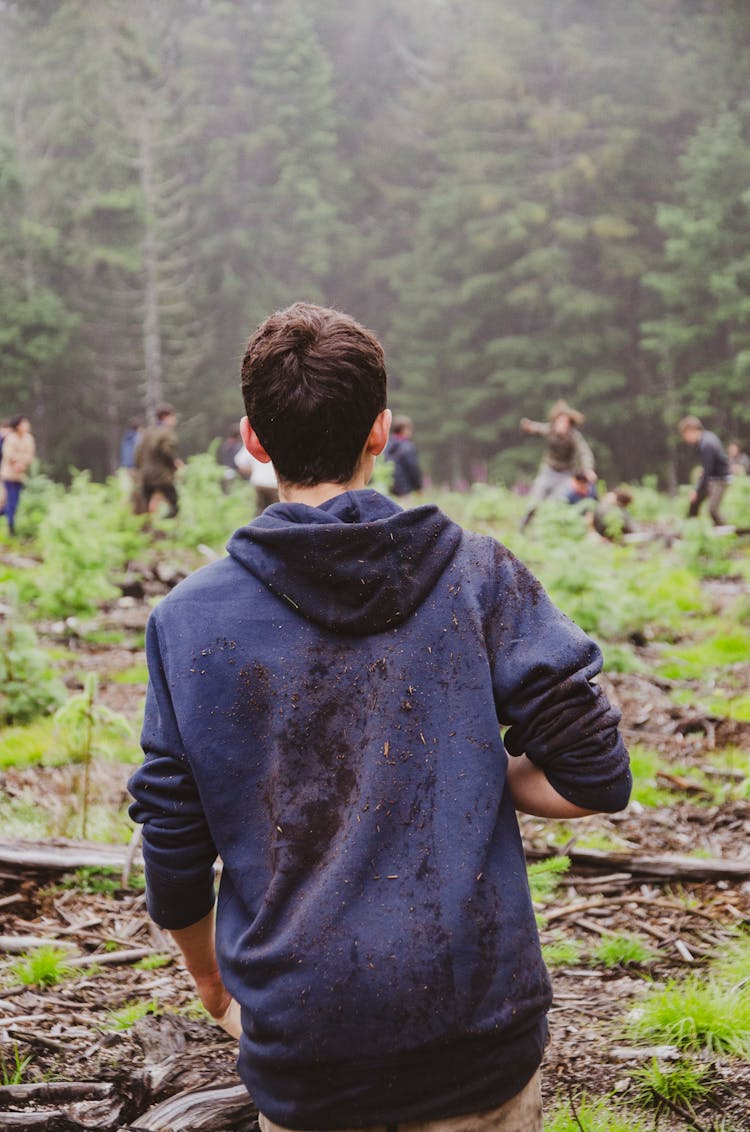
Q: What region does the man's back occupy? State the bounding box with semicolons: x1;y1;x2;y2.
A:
136;424;177;484
130;489;629;1128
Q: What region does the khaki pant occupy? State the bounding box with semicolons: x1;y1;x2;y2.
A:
688;477;727;525
258;1069;543;1132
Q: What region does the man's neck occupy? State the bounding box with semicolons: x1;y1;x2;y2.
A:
279;472;369;508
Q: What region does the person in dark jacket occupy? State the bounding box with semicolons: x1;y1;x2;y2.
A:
679;415;731;526
128;303;631;1132
385;414;423;495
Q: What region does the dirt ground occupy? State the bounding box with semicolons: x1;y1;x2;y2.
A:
0;583;748;1130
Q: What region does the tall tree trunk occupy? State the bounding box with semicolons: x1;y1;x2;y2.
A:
104;356;120;474
139;113;163;420
14;87;48;455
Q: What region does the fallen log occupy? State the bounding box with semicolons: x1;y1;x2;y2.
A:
527;845;750;880
0;839;141;873
1;837;748;883
0;1082;114;1106
128;1082;256;1131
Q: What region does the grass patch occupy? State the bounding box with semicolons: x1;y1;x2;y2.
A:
106;999;161;1030
62;867;121;896
631;1057;716;1115
109;663;149;685
542;937;583;968
0;717;64;770
0;1044;32;1085
710;930;750;986
78;627;127;646
602;643;648;675
135;953;172;971
659;623;750;679
527;856;570;903
592;932;660;969
545;1094;651;1131
573;830;628;852
627;746;683;808
627;975;750;1056
11;944;76;988
0;795;55;840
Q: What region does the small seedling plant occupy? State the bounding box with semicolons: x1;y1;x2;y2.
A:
631;1057;716;1118
53;673;135;838
11;944;75;989
0;1043;32;1085
106;999;161;1031
593;932;661;969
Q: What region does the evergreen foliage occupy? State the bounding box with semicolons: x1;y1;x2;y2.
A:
0;1;749;485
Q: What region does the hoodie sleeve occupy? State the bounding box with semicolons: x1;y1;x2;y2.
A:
128;613;218;929
488;546;631;813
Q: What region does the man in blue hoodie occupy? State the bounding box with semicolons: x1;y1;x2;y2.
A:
129;303;631;1132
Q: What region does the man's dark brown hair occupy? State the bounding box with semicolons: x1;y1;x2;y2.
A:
241;302;387;486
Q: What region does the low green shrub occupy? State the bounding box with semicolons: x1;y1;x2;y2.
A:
0;602;66;725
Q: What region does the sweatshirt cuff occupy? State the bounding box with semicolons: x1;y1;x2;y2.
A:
542;734;632;813
144;864;216;930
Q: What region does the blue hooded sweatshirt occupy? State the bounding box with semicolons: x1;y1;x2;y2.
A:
128;490;630;1129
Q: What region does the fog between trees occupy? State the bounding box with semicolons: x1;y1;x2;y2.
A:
1;0;749;485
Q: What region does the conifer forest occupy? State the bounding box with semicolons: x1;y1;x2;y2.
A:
0;3;749;1131
2;0;750;484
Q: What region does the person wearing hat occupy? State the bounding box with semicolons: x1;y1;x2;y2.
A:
134;403;183;517
519;400;596;530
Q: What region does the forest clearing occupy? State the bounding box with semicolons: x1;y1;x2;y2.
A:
0;467;748;1131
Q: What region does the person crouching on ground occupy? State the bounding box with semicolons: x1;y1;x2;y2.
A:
129;302;631;1132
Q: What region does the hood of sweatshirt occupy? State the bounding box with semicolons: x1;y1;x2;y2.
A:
226;489;463;636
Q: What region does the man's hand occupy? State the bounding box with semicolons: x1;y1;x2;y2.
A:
192;966;232;1020
169;909;233;1023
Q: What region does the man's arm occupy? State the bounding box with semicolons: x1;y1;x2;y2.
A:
572;430;596;477
521;418;549;436
489;548;631;815
506;754;595;818
169;907;231;1018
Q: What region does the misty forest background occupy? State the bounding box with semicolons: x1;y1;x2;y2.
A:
2;0;750;488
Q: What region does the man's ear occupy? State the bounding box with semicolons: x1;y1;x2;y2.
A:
240;416;273;463
366;409;392;457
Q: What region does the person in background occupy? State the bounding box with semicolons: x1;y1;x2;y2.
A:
385;413;423;496
0;415;36;535
520;401;596;530
564;470;598;507
0;420;9;462
217;425;245;493
234;442;279;515
679;416;731;526
120;418;143;472
135;403;182;518
727;439;750;476
592;485;635;541
129;301;630;1132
